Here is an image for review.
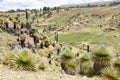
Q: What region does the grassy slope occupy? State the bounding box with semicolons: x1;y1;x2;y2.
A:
59;28;120;52
38;9;81;27
9;6;120;52
11;6;120;29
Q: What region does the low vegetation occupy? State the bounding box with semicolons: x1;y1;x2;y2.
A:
102;67;119;80
93;48;112;74
0;4;120;80
13;49;35;71
61;50;75;61
38;63;46;70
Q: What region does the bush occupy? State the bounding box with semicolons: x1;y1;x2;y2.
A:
31;27;37;32
102;67;118;80
13;48;35;71
114;59;120;68
114;59;120;73
80;54;91;63
88;67;96;77
67;61;77;71
93;48;111;58
93;48;112;64
80;61;93;76
61;50;74;61
38;63;46;70
92;48;112;74
2;52;16;66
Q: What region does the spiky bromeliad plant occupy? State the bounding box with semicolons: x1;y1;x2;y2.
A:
92;48;112;74
102;67;119;80
14;48;35;71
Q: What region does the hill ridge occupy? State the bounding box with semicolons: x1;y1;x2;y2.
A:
60;0;120;8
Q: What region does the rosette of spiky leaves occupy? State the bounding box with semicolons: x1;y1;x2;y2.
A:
102;67;119;80
14;49;35;71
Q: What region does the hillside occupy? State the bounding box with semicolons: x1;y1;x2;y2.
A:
33;6;120;33
0;5;120;80
60;0;120;8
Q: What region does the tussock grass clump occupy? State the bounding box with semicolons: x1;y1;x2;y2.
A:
2;52;16;66
13;48;35;71
114;59;120;68
93;49;112;64
93;48;111;58
67;61;77;71
114;59;120;73
102;67;119;80
38;63;46;70
80;54;96;77
31;27;37;32
61;50;74;61
87;66;96;77
80;54;91;63
80;61;94;76
92;48;112;74
60;49;76;73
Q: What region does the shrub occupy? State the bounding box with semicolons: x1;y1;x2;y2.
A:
13;48;35;71
88;67;96;77
2;52;16;66
80;54;91;63
102;67;118;80
38;63;46;70
114;59;120;72
93;49;112;64
93;48;111;58
60;50;75;72
80;61;93;76
61;50;74;61
31;27;37;32
67;61;77;71
92;48;112;74
114;59;120;68
33;33;40;39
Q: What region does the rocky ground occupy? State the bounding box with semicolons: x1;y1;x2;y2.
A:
0;64;104;80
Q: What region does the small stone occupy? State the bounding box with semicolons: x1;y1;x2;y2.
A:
65;70;75;75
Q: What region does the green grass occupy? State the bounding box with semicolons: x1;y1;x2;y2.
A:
102;67;119;80
59;32;92;42
58;29;120;52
